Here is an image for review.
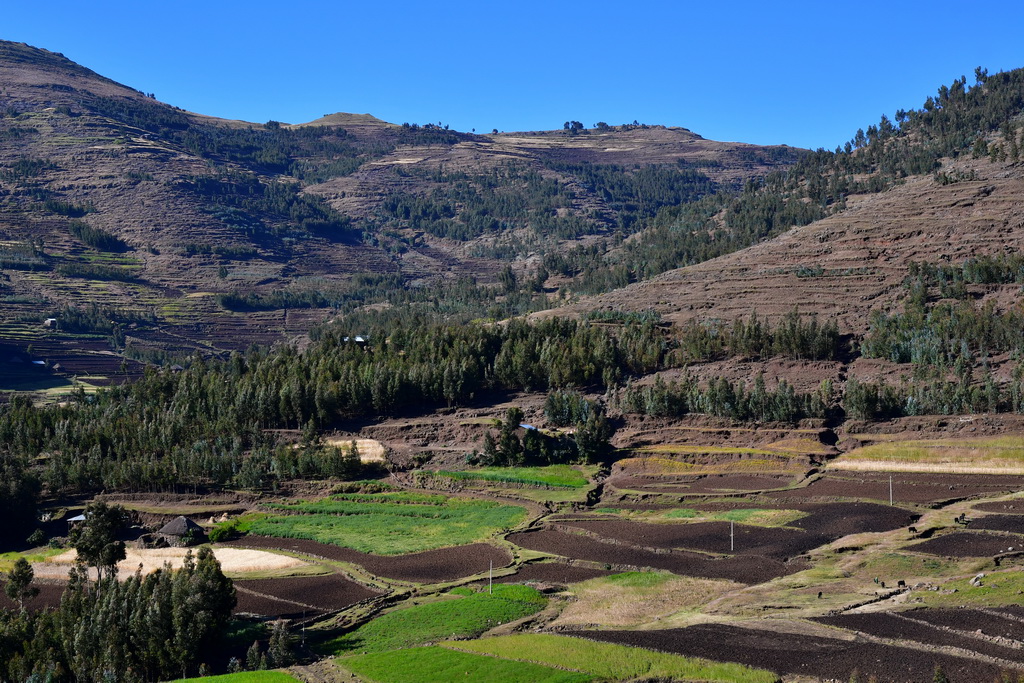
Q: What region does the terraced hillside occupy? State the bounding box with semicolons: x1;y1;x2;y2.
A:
0;39;801;389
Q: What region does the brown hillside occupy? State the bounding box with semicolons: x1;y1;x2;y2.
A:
544;155;1024;334
0;40;800;379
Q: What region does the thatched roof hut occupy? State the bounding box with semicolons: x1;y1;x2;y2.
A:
157;516;205;546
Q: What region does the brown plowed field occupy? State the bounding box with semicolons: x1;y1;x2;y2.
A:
223;536;511;583
506;529;801;584
0;581;64;612
558;519;819;560
235;575;381;613
766;472;1024;504
791;501;916;537
554;502;912;563
494;562;614;585
905;608;1024;641
909;532;1021;557
234;590;317;619
576;624;1010;683
815;612;1024;663
608;473;793;495
970;515;1024;534
974;501;1024;514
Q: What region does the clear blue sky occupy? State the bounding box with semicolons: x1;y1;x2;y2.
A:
5;1;1024;150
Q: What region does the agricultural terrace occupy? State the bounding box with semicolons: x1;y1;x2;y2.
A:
321;584;547;655
450;634;778;683
831;435;1024;473
428;464;592;489
339;646;591;683
240;491;526;555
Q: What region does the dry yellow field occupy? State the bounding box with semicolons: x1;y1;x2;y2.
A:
34;547;307;579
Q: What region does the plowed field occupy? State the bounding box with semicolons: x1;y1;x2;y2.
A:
902;608;1024;641
576;624;1010;683
815;612;1024;663
506;529;800;583
766;472;1024;503
235;574;381;613
223;536;510;583
494;562;615;585
909;532;1022;557
969;515;1024;534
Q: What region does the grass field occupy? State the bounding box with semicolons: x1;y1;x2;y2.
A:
0;548;65;572
431;464;593;489
244;491;526;555
832;435;1024;473
597;507;806;527
339;646;592;683
916;569;1024;607
320;584;547;655
169;672;299;683
449;634;778;682
665;507;806;525
553;572;743;628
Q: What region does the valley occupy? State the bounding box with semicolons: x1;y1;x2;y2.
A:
3;39;1024;683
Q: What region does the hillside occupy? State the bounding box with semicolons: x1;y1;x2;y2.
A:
0;40;800;388
7;44;1024;683
547;156;1024;330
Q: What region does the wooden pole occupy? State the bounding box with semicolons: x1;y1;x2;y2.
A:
730;520;734;552
890;475;893;506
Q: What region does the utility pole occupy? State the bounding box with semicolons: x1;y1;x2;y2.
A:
730;520;735;552
890;475;893;506
489;560;493;594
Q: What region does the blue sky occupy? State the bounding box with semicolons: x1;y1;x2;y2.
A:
5;1;1024;150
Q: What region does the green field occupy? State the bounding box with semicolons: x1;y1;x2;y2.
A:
245;491;526;555
0;548;65;572
320;584;546;655
664;507;806;526
450;634;778;682
431;464;592;488
169;672;300;683
594;507;806;527
340;646;592;683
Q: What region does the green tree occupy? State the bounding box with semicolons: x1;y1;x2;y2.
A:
574;407;612;463
3;557;38;611
70;501;128;582
267;620;295;667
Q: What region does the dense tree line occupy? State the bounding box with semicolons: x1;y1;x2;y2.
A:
478;404;612;466
548;162;717;231
372;165;591;241
674;309;842;362
178;172;355;241
860;292;1024;367
842;368;1019;420
0;547;236;681
0;318;667;494
618;374;831;424
68;219;126;252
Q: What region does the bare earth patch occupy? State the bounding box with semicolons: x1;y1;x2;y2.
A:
34;547;307;578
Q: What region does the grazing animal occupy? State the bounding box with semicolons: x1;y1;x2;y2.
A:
908;526;918;533
897;580;906;588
